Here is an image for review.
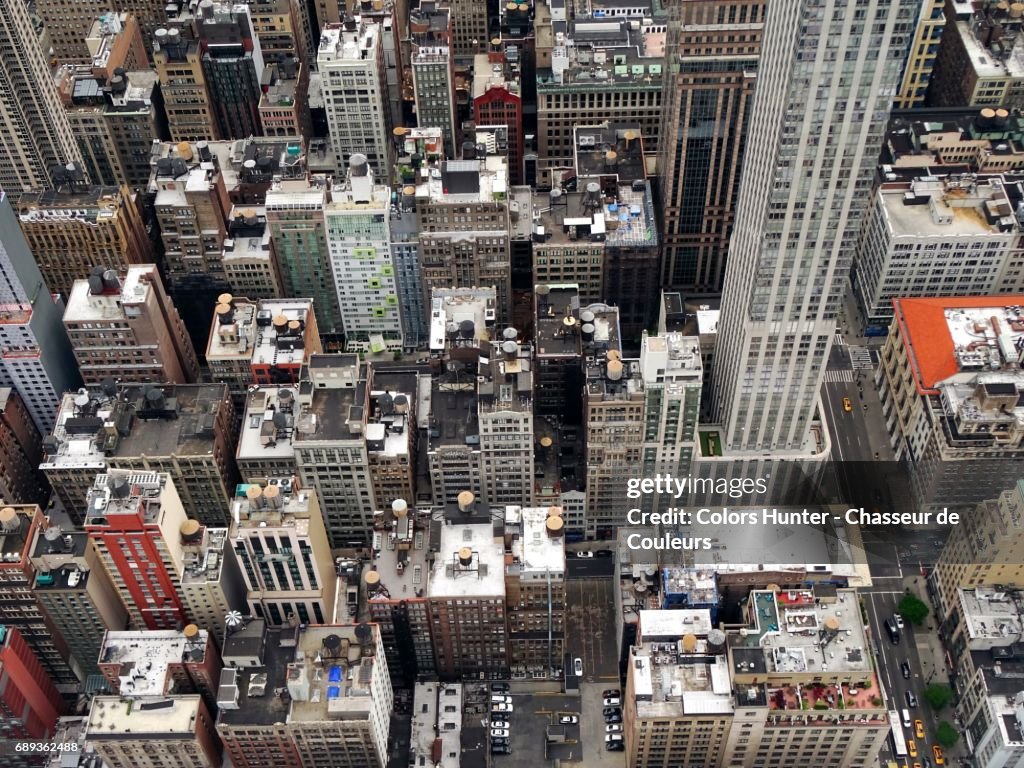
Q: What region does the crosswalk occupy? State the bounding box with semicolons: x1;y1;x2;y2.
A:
823;370;854;383
832;333;846;346
848;346;875;370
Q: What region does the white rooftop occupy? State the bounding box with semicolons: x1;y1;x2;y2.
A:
99;629;209;698
639;609;712;639
696;309;719;336
508;506;565;576
63;265;156;324
87;695;201;736
428;522;505;599
237;386;300;460
960;587;1024;641
945;305;1024;374
881;178;1017;237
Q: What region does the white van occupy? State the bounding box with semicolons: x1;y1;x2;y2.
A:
901;708;911;728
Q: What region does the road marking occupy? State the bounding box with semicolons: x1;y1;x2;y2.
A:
866;593;895;695
833;333;847;346
848;346;875;370
823;370;854;383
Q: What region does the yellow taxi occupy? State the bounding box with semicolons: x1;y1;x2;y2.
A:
915;720;925;739
842;396;853;412
907;740;917;758
932;745;945;765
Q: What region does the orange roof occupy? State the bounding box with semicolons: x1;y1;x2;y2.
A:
893;295;1024;394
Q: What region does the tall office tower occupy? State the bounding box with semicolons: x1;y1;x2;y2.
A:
244;0;307;62
230;479;336;625
366;373;418;506
895;0;944;108
854;176;1024;329
15;184;148;299
929;0;1024;108
36;0;117;63
533;284;584;424
293;355;377;547
535;17;663;188
206;297;321;410
154;25;219;142
427;501;509;680
318;18;392;177
0;505;78;687
0;0;84;194
364;499;435;685
64;266;200;385
479;334;536;506
0;626;65;743
0;192;80;435
29;525;128;681
326;156;403;352
415;152;513;324
391;180;427;351
878;297;1024;511
710;0;915;455
410;1;457;159
446;0;487;58
505;506;566;675
721;589;891;767
266;176;344;335
98;627;223;712
360;0;405;134
41;384;238;526
84;471;191;630
198;2;265;140
473;54;524;185
86;694;223;768
260;59;312;139
235;385;300;482
0;389;49;506
638;333;704;486
222;207;283;299
658;0;762;292
104;70;169;188
178;521;246;633
215;622;393;768
932;480;1024;620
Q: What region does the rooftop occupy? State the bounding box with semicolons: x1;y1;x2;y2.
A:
472;53;520;101
428;521;505;599
41;384;229;470
411;683;462;768
87;695;202;737
223;206;272;263
180;527;231;586
317;19;380;64
231;479;315;536
237;386;300;461
508;506;565;576
893;297;1024;394
99;628;211;698
364;505;432;604
534;284;582;357
574;123;646;183
367;376;416;458
630;608;734;718
30;528;92;591
17;186;126;221
63;265;159;324
478;341;533;415
880;177;1017;237
292;359;368;444
0;506;34;563
416;156;508;204
428;288;496;353
960;587;1024;642
427;385;479;448
729;589;872;677
216;623;383;726
85;471;168;527
954;3;1024;79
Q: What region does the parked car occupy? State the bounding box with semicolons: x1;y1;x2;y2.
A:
606;742;625;752
492;703;513;713
606;724;623;734
491;745;512;755
491;737;509;747
605;734;624;743
602;706;621;717
491;718;509;728
602;697;621;707
573;657;583;676
558;715;578;725
906;690;918;708
595;550;613;558
602;689;621;698
490;728;510;739
604;711;622;724
901;660;912;679
491;695;512;704
490;682;510;692
576;551;594;558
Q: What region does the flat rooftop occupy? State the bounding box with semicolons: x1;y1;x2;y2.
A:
428;521;505;599
17;186;125;220
250;300;316;368
31;530;92;591
99;629;210;698
180;527;230;586
237;386;300;461
416;156;508;204
730;589;871;677
535;284;582;357
317;19;379;64
364;510;431;604
231;480;315;535
575;124;647;183
87;695;201;737
0;508;33;561
294;385;363;443
880;178;1016;237
427;386;479;448
893;297;1024;393
367;379;416;458
508;506;565;576
411;683;462;768
63;265;158;323
288;625;381;723
428;288;496;352
960;587;1024;641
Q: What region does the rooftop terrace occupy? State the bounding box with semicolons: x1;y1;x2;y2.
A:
428;521;505;599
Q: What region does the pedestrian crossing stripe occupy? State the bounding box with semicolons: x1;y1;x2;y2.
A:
823;370;854;383
832;334;846;346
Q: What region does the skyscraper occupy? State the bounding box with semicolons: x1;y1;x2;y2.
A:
710;0;915;454
198;1;266;140
0;0;84;194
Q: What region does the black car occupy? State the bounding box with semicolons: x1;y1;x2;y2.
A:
901;660;911;679
603;689;621;698
605;713;623;724
885;617;901;645
492;738;509;747
490;682;510;692
491;745;512;755
603;706;621;717
595;550;614;558
606;742;625;752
